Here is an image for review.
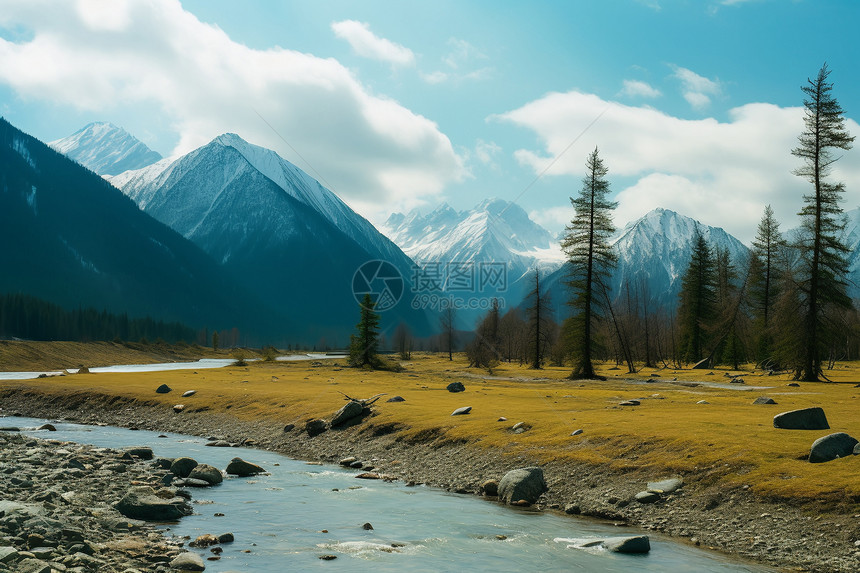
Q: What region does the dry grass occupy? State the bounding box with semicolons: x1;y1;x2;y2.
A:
5;351;859;504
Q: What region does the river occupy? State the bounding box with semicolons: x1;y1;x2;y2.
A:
4;416;774;572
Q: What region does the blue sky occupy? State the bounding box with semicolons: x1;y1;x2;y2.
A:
1;0;859;243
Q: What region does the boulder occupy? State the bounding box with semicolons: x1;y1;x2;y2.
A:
188;464;223;485
155;384;172;394
226;457;265;476
114;486;192;521
451;406;472;416
773;407;829;430
446;381;466;393
647;477;683;493
170;457;198;478
306;419;327;437
125;447;154;460
331;401;365;427
603;535;651;554
386;396;406;402
809;432;859;463
37;423;57;431
169;552;206;571
497;467;548;505
753;397;777;405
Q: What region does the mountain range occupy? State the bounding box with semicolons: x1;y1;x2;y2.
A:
0;118;271;339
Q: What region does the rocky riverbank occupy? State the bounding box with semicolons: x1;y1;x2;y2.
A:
0;430;191;572
2;388;859;573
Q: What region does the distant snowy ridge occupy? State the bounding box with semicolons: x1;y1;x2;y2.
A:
49;122;162;176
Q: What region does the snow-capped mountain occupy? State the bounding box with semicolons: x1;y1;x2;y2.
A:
544;208;750;317
49;122;162;176
109;132;428;340
383;198;564;280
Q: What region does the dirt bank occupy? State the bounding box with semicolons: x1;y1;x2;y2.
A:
2;386;858;573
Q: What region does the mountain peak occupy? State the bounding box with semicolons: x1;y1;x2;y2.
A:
50;122;162;176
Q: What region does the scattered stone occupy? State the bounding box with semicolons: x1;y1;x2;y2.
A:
603;535;651;554
188;464;223;485
451;406;472;416
114;486;192;521
497;417;507;422
171;457;199;478
730;378;745;384
635;491;661;504
787;383;800;387
125;447;154;460
331;400;366;427
226;457;265;477
809;432;859;463
511;422;528;433
218;532;234;543
155;384;172;394
339;456;357;466
319;554;337;560
647;478;683;493
753;397;777;405
170;552;206;571
773;407;830;430
172;404;185;413
182;390;197;398
355;472;381;480
446;381;466;393
283;424;295;432
480;479;499;496
570;429;583;436
696;400;710;405
306;419;328;437
362;522;374;530
498;467;548;505
564;504;581;515
36;423;56;431
386;396;405;402
619;400;640;406
189;534;219;547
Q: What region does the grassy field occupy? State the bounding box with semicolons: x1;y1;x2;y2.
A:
4;351;859;506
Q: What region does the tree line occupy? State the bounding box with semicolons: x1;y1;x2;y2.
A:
461;63;855;382
0;292;196;343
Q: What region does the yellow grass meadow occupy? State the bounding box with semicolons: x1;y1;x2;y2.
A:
5;352;860;506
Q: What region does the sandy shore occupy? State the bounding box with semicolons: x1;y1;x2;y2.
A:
1;387;858;572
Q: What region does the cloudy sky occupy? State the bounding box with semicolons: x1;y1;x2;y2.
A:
1;0;859;244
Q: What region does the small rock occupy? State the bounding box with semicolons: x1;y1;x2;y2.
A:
451;406;472;416
386;396;405;402
189;534;219;547
635;491;661;504
306;419;327;437
564;504;581;514
570;429;583;436
217;533;234;543
730;378;745;384
498;467;548;505
497;417;507;422
647;478;683;493
696;400;710;404
283;424;295;432
188;464;223;485
787;383;800;387
169;552;206;571
339;457;357;466
362;522;374;530
355;472;381;480
173;404;185;413
182;390;197;398
753;397;777;405
171;457;198;478
480;479;499;496
603;535;651;554
619;400;640;406
319;554;337;560
125;447;154;460
447;381;466;393
155;384;172;394
226;457;265;477
36;423;56;431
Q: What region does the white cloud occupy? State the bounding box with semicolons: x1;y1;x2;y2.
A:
671;65;722;109
0;0;465;220
474;139;501;165
421;71;448;84
331;19;415;66
619;79;661;99
496;90;860;244
529;205;574;231
423;38;492;84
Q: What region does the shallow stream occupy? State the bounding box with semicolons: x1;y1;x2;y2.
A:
3;416;775;572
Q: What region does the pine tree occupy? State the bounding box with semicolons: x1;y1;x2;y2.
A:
561;147;617;380
466;299;501;370
439;306;457;361
748;205;786;363
349;293;381;368
791;63;855;381
677;231;717;365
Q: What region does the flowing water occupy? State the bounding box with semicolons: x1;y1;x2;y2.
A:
3;416;774;572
